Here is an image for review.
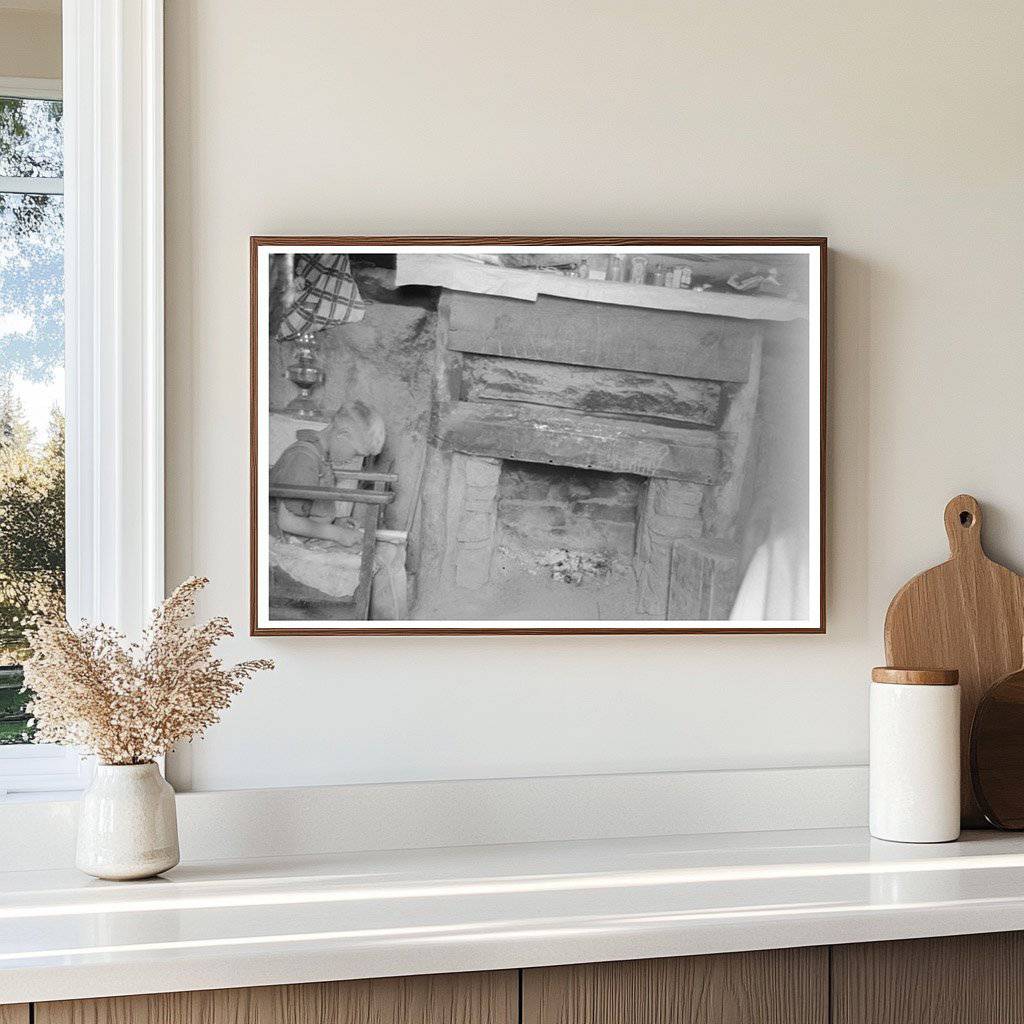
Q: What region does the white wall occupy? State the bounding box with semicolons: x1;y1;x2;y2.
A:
164;0;1024;791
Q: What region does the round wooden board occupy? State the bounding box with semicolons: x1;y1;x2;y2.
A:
971;665;1024;829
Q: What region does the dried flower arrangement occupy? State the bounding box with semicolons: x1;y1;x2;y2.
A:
23;577;273;765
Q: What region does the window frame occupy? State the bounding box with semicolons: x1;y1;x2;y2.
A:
0;0;165;800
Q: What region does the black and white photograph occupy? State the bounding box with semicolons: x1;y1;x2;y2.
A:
250;239;824;634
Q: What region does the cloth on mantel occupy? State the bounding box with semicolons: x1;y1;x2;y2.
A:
278;254;365;339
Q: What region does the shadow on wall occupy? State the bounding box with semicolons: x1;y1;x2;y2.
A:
825;248;871;636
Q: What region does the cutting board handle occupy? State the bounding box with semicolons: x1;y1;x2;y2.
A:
944;493;983;559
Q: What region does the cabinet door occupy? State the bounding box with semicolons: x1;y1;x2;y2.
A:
0;1007;29;1024
833;932;1024;1024
36;970;517;1024
523;949;828;1024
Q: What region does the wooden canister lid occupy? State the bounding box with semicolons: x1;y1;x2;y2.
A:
871;667;960;686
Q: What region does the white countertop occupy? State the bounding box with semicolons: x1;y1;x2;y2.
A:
4;826;1024;1005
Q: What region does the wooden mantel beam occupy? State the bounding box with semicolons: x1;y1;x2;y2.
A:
434;401;722;484
445;291;760;382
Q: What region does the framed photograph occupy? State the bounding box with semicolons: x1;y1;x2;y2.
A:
250;237;826;635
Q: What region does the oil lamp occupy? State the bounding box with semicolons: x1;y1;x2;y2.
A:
283;331;325;419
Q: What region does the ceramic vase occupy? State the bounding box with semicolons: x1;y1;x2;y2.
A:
76;762;180;880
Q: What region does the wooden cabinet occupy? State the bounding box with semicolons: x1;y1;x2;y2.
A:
833;932;1024;1024
522;949;828;1024
34;971;517;1024
523;933;1024;1024
18;933;1024;1024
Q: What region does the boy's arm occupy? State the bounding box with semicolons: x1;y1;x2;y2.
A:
277;504;361;547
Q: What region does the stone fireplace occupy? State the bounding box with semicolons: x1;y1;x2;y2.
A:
414;287;768;621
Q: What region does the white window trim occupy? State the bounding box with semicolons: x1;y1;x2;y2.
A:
0;176;62;194
0;2;165;800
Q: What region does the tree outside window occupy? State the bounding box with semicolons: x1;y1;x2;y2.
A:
0;93;65;744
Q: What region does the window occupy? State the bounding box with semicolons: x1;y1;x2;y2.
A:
0;84;66;718
0;5;166;800
0;78;81;797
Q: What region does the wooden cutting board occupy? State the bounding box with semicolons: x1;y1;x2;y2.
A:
884;494;1024;826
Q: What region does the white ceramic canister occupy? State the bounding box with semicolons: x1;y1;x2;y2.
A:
76;762;180;880
870;667;960;843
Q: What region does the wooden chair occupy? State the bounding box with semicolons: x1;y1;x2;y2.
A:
268;455;397;621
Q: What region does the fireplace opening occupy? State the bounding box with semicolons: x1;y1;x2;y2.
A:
498;461;641;555
487;461;644;619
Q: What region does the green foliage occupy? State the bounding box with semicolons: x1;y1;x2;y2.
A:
0;665;30;743
0;387;65;743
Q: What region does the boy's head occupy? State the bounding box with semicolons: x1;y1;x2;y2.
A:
322;401;386;464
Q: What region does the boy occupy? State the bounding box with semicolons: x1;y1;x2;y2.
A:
271;401;386;547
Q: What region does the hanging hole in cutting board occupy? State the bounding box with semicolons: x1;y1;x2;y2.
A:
960;510;974;527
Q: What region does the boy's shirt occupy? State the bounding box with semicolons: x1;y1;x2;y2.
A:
270;429;336;518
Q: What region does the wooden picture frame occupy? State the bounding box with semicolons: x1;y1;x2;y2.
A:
250;237;827;635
